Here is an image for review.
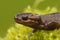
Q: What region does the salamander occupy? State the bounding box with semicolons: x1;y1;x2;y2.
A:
14;12;60;37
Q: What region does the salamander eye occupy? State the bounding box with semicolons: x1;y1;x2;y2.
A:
22;15;28;20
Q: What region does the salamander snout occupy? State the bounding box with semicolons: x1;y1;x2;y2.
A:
14;13;28;21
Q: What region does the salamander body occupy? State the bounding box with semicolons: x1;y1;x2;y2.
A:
14;12;60;37
14;12;60;30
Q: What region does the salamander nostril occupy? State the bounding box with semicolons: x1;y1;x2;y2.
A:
22;15;28;20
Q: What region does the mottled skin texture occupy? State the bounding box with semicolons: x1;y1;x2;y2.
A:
14;12;60;37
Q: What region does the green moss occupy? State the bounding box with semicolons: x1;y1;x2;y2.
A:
3;24;60;40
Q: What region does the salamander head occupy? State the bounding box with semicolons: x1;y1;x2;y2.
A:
14;12;42;28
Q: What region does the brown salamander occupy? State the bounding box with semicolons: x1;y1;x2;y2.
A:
14;12;60;37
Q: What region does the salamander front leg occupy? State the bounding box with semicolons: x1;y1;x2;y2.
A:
28;29;37;38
